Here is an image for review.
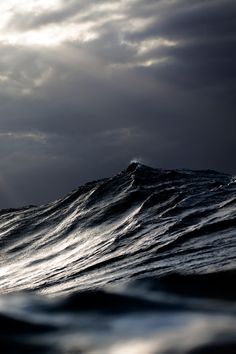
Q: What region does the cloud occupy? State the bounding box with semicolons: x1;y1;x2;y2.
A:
0;0;235;208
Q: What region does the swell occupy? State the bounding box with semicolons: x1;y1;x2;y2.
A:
0;163;236;354
0;163;235;295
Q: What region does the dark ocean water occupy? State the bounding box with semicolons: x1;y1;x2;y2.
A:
0;162;236;353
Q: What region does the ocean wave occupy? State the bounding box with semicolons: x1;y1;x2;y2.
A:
0;163;236;353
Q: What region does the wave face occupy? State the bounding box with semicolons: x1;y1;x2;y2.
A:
0;162;236;353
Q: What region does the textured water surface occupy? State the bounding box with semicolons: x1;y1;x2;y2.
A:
0;163;236;353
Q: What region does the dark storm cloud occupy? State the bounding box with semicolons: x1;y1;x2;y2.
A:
124;0;236;87
0;0;235;208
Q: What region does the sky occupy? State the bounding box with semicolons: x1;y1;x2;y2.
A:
0;0;235;208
